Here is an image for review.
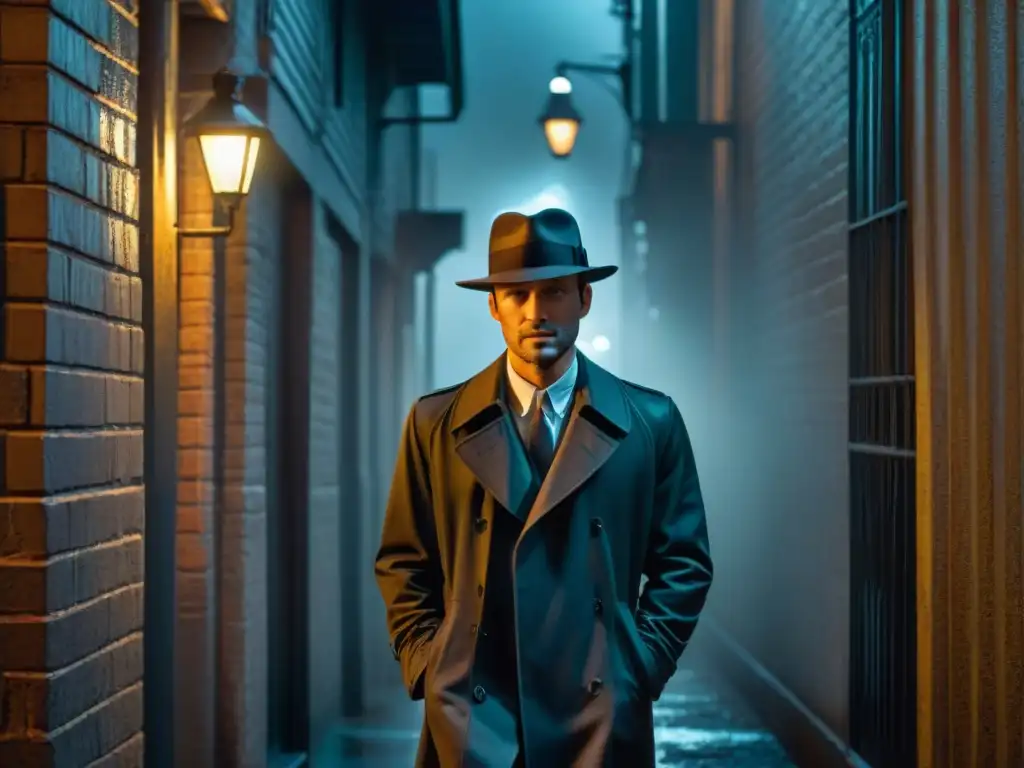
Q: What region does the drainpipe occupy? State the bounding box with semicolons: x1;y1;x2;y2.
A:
137;0;179;766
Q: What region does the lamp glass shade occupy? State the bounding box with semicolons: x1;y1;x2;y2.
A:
543;118;580;158
198;134;262;195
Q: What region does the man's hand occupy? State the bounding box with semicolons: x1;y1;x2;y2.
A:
635;399;713;699
375;403;445;699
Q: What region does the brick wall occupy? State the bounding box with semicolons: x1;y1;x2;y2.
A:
0;0;145;764
307;204;344;744
177;123;281;768
176;137;217;767
218;161;274;766
721;0;851;738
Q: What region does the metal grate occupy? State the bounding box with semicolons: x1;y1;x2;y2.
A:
848;1;916;766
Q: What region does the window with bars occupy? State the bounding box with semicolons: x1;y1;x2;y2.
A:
847;1;916;767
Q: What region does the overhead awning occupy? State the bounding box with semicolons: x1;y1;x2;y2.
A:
395;210;465;272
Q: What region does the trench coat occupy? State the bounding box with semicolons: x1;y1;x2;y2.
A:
375;352;713;767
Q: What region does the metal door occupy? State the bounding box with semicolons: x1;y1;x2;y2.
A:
848;1;916;765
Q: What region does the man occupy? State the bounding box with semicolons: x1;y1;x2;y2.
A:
375;208;713;767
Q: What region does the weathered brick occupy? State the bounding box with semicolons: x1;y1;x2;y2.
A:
0;0;144;759
0;583;143;673
90;731;144;768
5;430;143;494
5;304;137;372
0;498;47;557
0;125;24;178
0;64;48;122
177;531;211;572
0;535;141;617
46;682;143;765
0;365;30;424
177;480;213;508
180;274;213;301
3;185;139;268
49;0;139;65
177;448;213;480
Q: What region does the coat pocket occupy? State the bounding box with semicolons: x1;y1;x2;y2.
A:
424;600;460;694
614;603;657;698
589;522;656;700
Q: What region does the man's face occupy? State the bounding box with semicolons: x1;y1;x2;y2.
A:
488;276;593;369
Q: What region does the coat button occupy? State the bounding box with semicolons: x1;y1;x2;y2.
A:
590;518;603;535
593;598;603;616
473;685;487;703
587;678;603;697
474;517;488;533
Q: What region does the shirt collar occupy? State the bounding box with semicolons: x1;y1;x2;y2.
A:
505;351;578;418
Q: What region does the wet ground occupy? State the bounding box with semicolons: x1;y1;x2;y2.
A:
331;665;794;766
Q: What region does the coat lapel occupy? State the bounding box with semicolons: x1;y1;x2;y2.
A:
523;354;631;535
452;355;536;519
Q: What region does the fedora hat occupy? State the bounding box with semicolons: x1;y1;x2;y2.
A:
455;207;618;291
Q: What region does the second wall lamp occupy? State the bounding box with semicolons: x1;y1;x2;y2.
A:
178;69;268;238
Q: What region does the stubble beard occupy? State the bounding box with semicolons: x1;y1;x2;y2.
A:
516;334;574;370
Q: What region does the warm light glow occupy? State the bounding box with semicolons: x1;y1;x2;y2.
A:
543;118;580;158
549;76;572;94
592;335;611;353
198;134;262;195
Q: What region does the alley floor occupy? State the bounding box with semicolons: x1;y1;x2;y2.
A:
330;664;794;766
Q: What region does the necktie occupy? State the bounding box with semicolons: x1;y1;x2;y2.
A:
526;390;555;476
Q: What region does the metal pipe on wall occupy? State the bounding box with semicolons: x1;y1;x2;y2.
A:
137;0;180;765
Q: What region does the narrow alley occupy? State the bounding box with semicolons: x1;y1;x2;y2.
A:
0;1;1020;767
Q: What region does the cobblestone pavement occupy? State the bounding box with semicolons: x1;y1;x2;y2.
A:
331;665;794;767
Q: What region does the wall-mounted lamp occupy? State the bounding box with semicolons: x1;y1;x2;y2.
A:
539;76;583;159
178;69;268;239
538;3;634;160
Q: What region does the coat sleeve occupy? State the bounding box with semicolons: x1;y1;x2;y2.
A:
636;398;713;698
375;402;445;700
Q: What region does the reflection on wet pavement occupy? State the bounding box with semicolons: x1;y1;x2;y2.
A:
651;669;793;766
332;665;793;766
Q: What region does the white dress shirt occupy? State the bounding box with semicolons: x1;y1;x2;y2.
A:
505;351;578;448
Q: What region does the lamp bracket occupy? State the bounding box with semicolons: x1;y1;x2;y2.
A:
176;197;239;239
555;60;622;79
554;59;632;119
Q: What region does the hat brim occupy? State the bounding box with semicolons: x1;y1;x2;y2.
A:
455;264;618;291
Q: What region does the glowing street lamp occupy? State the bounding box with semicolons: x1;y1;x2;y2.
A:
538;3;635;160
179;69;268;237
539;76;583;159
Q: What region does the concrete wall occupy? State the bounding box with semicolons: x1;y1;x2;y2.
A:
718;0;851;741
0;0;145;764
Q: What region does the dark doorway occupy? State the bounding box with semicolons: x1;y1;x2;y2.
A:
847;1;916;766
328;218;364;717
267;178;313;764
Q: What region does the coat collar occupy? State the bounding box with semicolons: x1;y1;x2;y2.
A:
451;350;631;526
